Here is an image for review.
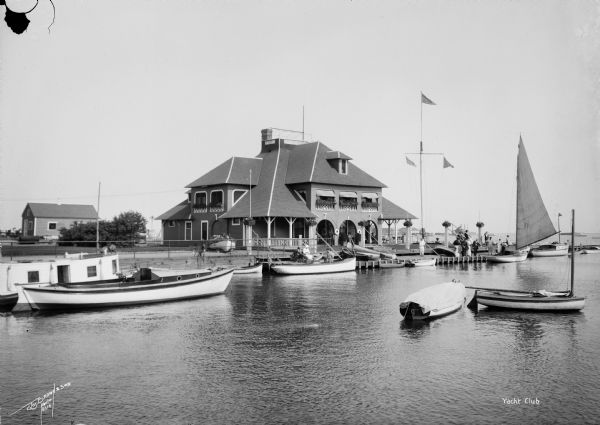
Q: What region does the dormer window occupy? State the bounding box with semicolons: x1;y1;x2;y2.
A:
325;151;352;175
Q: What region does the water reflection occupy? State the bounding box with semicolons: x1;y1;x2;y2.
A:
399;318;431;336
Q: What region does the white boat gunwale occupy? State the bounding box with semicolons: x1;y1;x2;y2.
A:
24;268;233;295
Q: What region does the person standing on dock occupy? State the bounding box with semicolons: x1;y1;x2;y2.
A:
419;238;425;256
472;240;480;257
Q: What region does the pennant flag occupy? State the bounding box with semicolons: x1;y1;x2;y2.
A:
443;156;454;168
406;156;416;167
421;92;436;105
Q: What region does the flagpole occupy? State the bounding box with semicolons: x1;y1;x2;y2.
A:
420;95;424;240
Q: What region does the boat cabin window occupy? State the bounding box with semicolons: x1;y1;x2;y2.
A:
112;260;118;274
27;271;39;283
87;266;97;278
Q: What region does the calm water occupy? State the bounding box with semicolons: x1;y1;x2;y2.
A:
1;255;599;424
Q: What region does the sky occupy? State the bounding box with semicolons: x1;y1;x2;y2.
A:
1;0;599;236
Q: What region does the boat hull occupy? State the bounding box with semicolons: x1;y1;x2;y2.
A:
22;268;234;311
580;248;600;254
399;281;466;320
270;258;356;275
406;258;437;267
233;264;263;274
485;252;528;263
530;244;568;257
530;249;568;257
476;291;585;311
208;240;235;252
0;292;19;313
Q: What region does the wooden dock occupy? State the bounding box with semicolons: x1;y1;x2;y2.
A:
356;255;486;269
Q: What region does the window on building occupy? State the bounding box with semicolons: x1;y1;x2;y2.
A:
232;190;247;205
210;190;224;209
294;190;307;202
339;159;348;174
27;271;39;283
339;191;358;210
87;266;97;278
315;189;336;210
187;192;192;202
232;218;241;226
168;221;175;227
194;192;207;208
48;222;57;230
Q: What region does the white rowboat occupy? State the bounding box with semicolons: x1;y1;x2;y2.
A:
399;281;466;320
233;263;263;274
270;258;356;275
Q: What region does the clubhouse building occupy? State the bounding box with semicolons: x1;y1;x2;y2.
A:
157;128;416;248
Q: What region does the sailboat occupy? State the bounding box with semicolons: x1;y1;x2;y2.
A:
472;209;585;311
485;137;555;263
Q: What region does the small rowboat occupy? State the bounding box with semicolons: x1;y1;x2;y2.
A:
580;246;600;254
233;263;263;274
399;281;466;320
270;257;356;275
405;258;436;267
484;251;528;263
208;237;235;253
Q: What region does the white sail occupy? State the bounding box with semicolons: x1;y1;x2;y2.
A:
516;137;557;249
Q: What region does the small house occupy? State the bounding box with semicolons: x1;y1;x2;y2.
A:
21;203;98;239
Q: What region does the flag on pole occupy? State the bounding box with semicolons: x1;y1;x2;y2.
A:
421;92;436;105
406;156;416;167
443;156;454;168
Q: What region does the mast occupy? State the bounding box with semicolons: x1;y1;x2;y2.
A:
570;209;575;296
96;182;101;250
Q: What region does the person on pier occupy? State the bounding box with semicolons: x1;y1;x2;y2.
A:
419;237;425;256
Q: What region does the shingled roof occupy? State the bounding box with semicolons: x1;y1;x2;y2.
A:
24;203;98;219
220;144;315;219
285;142;386;187
156;200;191;221
380;197;417;220
186;157;262;188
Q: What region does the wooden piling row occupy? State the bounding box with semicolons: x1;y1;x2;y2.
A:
355;255;486;269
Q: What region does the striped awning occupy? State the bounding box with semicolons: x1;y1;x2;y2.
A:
316;189;335;197
361;192;379;199
339;191;357;198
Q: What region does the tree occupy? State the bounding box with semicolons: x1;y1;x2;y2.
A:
403;220;413;249
476;221;485;242
59;210;147;246
112;211;147;244
442;221;452;247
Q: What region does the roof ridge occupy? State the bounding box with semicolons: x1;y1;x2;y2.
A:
309;141;320;182
267;141;282;216
225;157;235;184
